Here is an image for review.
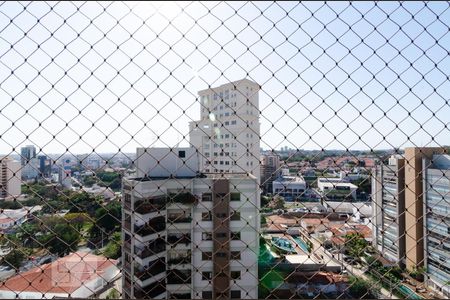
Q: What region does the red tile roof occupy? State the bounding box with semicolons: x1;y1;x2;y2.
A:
0;252;117;295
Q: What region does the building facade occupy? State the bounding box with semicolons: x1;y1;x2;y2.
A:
272;169;306;200
0;157;21;200
189;79;260;181
20;145;36;166
372;155;405;266
122;148;259;300
423;154;450;297
260;153;280;194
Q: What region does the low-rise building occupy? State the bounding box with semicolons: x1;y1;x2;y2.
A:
317;177;358;200
272;169;306;200
0;252;119;299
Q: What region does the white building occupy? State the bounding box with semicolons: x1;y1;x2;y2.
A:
0;252;119;299
0;157;21;200
122;147;260;300
317;177;358;200
189;79;260;182
272;169;306;200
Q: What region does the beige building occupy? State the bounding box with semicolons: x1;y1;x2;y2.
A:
372;147;446;272
189;79;260;182
0;157;21;200
122;147;259;299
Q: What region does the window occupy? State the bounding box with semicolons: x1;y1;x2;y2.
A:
230;193;240;201
202;212;212;221
231;291;241;299
231;251;241;260
202;232;212;240
202;291;212;299
231;232;241;240
225;121;229;125
220;161;224;165
202;272;212;280
216;232;227;238
231;271;240;280
216;213;227;218
231;120;236;125
178;150;185;158
202;193;212;202
231;211;240;221
202;252;212;260
225;161;230;165
205;152;210;157
216;252;227;258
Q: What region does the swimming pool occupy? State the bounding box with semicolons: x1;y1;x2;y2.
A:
398;284;423;299
293;237;310;252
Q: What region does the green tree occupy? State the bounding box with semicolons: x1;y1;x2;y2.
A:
103;232;121;259
95;201;121;233
344;233;368;258
106;288;120;299
38;217;81;256
2;249;26;269
348;276;373;298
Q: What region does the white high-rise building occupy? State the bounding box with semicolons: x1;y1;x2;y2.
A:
189;79;260;183
122;147;259;300
0;157;21;200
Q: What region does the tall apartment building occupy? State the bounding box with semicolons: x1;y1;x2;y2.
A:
20;145;36;166
372;147;449;295
372;155;405;267
189;79;260;182
0;157;21;200
260;153;280;194
423;154;450;297
122;148;259;300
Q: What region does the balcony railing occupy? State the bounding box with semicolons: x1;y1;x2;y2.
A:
134;239;166;259
168;192;197;205
167;234;191;246
169;293;192;299
135;199;166;215
135;258;166;281
167;270;192;284
167;255;191;265
134;281;166;299
135;222;166;236
167;215;192;223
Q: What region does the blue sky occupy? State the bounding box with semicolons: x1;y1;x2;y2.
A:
0;1;449;155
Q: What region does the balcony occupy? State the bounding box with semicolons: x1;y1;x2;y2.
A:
135;238;166;259
167;269;191;284
167;234;191;247
135;197;166;215
167;254;191;265
134;280;166;299
168;192;197;205
169;293;192;299
135;217;166;237
135;258;166;281
167;214;192;223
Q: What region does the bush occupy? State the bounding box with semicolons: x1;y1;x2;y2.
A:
3;249;26;269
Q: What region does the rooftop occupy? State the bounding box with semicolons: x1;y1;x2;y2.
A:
0;252;118;295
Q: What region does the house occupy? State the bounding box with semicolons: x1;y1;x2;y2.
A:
0;252;119;299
